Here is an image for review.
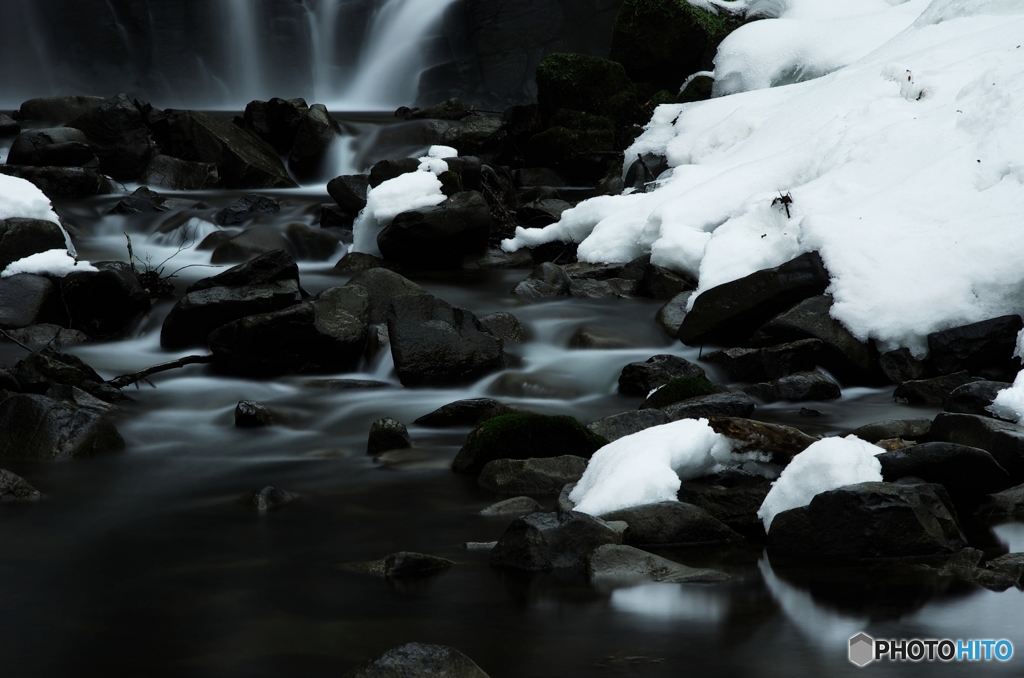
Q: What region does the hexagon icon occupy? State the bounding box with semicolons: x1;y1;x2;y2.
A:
849;633;874;667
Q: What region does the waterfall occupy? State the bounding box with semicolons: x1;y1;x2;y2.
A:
337;0;458;109
302;0;346;102
225;0;265;101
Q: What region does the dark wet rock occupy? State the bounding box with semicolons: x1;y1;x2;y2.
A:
327;174;370;216
66;93;155;180
928;315;1023;379
163;109;296;189
197;231;233;252
928;413;1024;483
767;481;967;561
624;152;669;193
6;127;93;166
13;348;124;403
0;469;41;501
601;501;742;546
188;249;299;293
251;97;309;154
452;414;607;474
879;347;932;384
214;194;281;226
0;113;19;137
479;496;542;516
285;222;342;261
704;339;823;382
345;552;455;580
319;205;353;231
587;409;669;442
878;442;1010;502
568;278;638;299
587;544;730;584
0;368;19;392
161;280;302;349
976;483;1024;522
662;391;756;421
535;53;639;125
45;384;117;414
334;252;402;274
343;268;425;324
557;482;579;514
386;294;504;387
517;197;573;228
678;252;830;346
655;291;692;337
618;354;706;397
414;398;514;428
18;96;105;124
211;226;295;264
677;471;773;538
209;285;370;376
569;327;647;350
0;393;124;460
234;400;273;428
749;295;876;382
706;417;818;465
478;311;525;344
303;379;391;390
58;267;152;338
486;372;586;400
478;456;589;495
640;376;722;409
944;381;1010;418
406;98;470;121
368;158;421;188
847;418;933;444
562;262;625;281
343;642;489;678
462;247;535;270
140;154;221;190
110;186;191;215
894;371;983;405
490;510;622;571
928;549;1024;591
237;486;292;510
639;264;696;299
6;166;113;197
512;263;572;298
288;103;340;178
982;553;1024;589
368;417;413;456
378;191;492;268
741;371;841;403
0;218;67;270
524;125;616;183
441;116;506;158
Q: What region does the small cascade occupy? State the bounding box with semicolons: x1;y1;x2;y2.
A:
302;0;347;102
224;0;265;101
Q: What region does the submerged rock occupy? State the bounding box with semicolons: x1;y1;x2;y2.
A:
0;469;42;501
343;643;489;678
586;544;731;584
414;398;514;428
489;511;622;571
452;414;607;474
0;394;124;460
367;417;413;456
238;486;292;510
343;552;454;579
234;401;273;428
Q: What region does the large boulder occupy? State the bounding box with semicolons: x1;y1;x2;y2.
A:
489;510;622;571
343;643;489;678
705;339;823;382
12;348;124;403
767;482;967;561
6;127;94;167
209;285;370;376
386;294;505;387
740;371;841;403
163;109;297;189
600;501;742;546
676;471;774;537
678;252;830;346
377;191;492;268
945;381;1011;418
65;93;155;180
478;456;588;494
343;268;426;324
327;174;370;216
0;394;124;460
58;267;152;338
877;442;1010;502
894;371;983;405
928;413;1024;484
18;96;105;123
927;314;1023;380
288;103;340;178
452;413;607;474
618;354;706;396
140;154;221;190
188;249;299;292
0;274;62;329
214;194;280;225
6;166;113;198
244;98;309;154
0;218;68;270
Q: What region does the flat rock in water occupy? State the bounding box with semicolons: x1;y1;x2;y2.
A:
877;442;1010;501
478;456;588;495
479;496;542;516
944;381;1010;418
343;643;489;678
928;413;1024;484
767;481;967;561
846;418;932;443
707;417;818;464
414;398;513;427
661;391;756;421
600;501;742;546
0;469;42;501
367;417;413;456
741;371;841;403
570;326;648;350
238;486;292;510
618;354;706;396
0;394;124;460
587;409;668;442
586;544;730;584
703;339;823;382
894;371;984;405
452;414;606;474
489;511;622;571
341;552;454;579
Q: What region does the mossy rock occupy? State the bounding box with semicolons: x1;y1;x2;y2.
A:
678;74;715;103
535;53;642;125
611;0;737;92
549;108;615;131
641;377;723;409
525;126;616;183
452;413;609;474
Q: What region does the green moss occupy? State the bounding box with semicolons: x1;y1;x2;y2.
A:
678;74;715;103
643;377;722;409
535;53;640;125
451;413;609;473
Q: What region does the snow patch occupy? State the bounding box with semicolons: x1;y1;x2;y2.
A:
351;170;445;256
2;249;97;278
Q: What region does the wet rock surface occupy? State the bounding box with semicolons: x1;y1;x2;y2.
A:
343;642;489;678
490;511;622;571
478;456;588;495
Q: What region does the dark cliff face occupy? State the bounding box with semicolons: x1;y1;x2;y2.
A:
0;0;623;109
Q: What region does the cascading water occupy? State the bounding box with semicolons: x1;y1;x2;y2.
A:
225;0;266;102
301;0;347;103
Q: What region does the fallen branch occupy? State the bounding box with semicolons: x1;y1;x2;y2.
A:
0;327;35;353
107;354;214;389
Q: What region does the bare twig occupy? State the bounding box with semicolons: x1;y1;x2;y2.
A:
124;232;138;275
0;327;34;353
107;354;214;389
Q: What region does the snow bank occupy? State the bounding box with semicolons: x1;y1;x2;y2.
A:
757;436;882;531
2;249;97;278
988;371;1024;424
0;173;61;224
351;145;459;255
569;418;764;516
503;1;1024;354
